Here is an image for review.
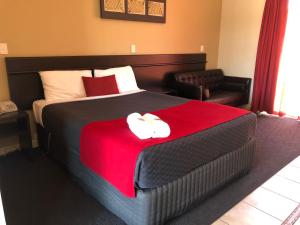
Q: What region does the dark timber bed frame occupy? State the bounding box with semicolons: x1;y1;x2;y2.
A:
5;54;255;225
5;54;207;110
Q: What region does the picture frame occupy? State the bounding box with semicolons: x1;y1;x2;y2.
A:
100;0;166;23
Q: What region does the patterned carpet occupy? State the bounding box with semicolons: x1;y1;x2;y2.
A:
0;115;299;225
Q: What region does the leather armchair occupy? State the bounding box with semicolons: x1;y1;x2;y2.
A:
168;69;251;106
175;82;203;100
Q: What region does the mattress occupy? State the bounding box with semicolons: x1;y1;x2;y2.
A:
41;91;256;189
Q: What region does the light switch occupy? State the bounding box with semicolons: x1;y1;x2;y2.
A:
200;45;205;53
0;43;8;55
131;44;136;54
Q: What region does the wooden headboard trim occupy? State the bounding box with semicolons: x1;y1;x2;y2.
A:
6;54;206;74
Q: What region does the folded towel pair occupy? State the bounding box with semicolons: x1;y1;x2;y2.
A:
127;113;171;140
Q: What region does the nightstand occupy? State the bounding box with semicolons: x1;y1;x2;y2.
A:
0;111;32;151
145;86;177;96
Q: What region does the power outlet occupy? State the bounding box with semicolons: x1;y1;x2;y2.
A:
0;43;8;55
130;44;136;54
200;45;205;53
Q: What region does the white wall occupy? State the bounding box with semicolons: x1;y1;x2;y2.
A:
218;0;265;78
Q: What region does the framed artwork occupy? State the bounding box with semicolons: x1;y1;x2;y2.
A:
100;0;166;23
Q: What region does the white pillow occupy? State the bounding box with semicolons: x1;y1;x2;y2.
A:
94;66;139;93
39;70;92;101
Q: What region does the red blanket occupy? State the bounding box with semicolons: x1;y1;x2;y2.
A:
80;101;250;198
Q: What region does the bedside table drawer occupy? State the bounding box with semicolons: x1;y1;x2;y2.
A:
0;123;18;137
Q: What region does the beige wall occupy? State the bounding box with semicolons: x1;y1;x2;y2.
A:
0;0;222;101
218;0;265;78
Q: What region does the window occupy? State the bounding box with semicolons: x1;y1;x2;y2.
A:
274;0;300;118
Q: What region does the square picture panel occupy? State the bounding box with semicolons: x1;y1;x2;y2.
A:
148;1;165;17
104;0;125;13
128;0;146;15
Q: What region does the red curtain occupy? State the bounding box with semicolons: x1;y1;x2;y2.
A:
251;0;288;114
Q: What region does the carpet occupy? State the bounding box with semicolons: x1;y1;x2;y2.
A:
0;115;299;225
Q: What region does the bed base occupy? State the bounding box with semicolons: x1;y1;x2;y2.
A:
43;126;255;225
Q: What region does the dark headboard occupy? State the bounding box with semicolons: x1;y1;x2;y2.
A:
5;54;206;110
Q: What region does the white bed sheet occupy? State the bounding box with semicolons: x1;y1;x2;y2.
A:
33;90;144;126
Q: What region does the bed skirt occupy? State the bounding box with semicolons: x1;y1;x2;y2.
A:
51;137;255;225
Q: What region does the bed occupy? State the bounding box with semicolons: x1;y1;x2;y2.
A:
5;54;256;225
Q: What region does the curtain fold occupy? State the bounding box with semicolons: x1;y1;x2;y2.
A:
251;0;288;114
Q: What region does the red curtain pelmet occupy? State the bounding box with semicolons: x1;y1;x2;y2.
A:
251;0;288;114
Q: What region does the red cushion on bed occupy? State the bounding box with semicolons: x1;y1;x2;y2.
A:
82;76;119;97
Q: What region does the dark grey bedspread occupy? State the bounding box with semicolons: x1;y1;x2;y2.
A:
42;91;256;189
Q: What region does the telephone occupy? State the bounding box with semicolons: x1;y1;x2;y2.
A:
0;101;18;115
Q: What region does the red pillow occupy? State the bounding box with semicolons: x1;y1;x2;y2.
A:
82;75;119;97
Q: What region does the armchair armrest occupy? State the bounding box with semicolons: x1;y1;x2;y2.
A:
174;81;203;100
221;76;252;105
222;76;251;92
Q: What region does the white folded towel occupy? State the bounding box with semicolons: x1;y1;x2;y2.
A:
127;113;171;139
143;113;171;138
126;113;154;140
